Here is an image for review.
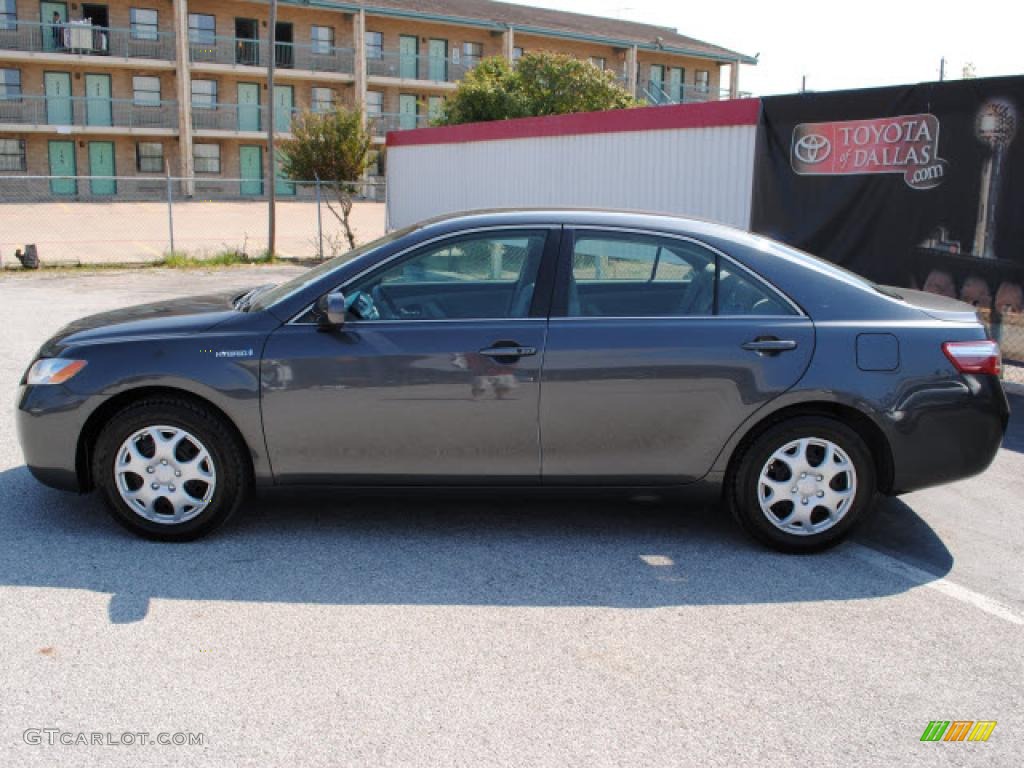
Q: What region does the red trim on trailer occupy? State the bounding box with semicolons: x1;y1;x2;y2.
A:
385;98;761;147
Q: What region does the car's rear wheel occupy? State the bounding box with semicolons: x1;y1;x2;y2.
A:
92;397;250;541
730;416;876;552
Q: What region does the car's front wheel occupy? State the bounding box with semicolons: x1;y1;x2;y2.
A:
731;416;876;553
92;397;250;541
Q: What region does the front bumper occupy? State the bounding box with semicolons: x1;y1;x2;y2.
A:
16;384;92;492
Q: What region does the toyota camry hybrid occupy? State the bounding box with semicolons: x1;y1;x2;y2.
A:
16;210;1009;551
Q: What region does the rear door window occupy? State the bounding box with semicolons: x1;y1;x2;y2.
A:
566;231;796;318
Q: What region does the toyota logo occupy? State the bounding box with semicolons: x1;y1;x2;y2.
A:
794;133;832;164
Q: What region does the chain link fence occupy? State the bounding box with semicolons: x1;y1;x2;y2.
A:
0;175;386;265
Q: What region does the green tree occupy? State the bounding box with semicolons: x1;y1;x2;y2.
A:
438;51;637;125
279;106;372;250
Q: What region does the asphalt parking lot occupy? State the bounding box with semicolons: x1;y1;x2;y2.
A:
1;268;1022;767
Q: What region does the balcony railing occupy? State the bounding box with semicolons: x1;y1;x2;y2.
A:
366;50;471;83
0;95;178;129
0;19;175;60
369;112;431;136
638;80;730;105
188;35;355;74
191;103;300;133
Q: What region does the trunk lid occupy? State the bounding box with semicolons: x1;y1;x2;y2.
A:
881;286;982;324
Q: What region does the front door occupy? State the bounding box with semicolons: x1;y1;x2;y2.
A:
669;67;683;102
274;21;293;68
540;229;814;483
273;84;293;133
47;140;76;195
260;228;557;483
427;95;444;123
427;38;448;81
234;18;259;65
44;71;72;125
398;93;417;130
399;34;418;79
40;1;68;52
239;145;262;196
85;73;112;126
648;64;665;103
87;140;115;195
274;150;294;196
237;82;260;131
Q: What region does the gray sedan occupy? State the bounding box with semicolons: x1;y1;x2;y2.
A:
16;210;1009;551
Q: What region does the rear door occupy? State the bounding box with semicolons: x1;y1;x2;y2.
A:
539;228;814;484
261;227;560;483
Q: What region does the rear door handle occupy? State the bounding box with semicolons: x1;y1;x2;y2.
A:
742;338;798;354
479;345;537;358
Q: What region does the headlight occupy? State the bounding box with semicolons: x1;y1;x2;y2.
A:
26;358;87;386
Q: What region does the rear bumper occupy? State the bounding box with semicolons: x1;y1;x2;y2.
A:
16;384;90;493
885;374;1009;495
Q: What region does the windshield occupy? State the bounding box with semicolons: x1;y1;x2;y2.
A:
247;225;418;312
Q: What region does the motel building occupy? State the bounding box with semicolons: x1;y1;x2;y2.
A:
0;0;754;199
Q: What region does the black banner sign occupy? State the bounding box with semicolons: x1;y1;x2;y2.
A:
751;76;1024;322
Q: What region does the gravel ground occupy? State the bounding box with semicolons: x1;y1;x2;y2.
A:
0;268;1021;767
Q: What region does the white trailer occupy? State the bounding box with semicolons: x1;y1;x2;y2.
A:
385;99;760;231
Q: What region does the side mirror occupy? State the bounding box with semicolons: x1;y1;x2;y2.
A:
317;290;346;329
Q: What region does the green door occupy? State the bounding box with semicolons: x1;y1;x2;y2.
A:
44;71;72;125
427;39;447;81
427;95;444;123
88;141;116;195
239;145;263;196
47;140;76;195
274;151;294;197
399;34;418;79
237;82;261;132
85;73;112;126
40;1;68;52
649;64;665;103
669;67;683;102
273;85;293;133
398;93;418;130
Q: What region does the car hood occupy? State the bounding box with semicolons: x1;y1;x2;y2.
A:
39;289;246;355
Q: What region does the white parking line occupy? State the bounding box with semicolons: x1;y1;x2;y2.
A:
846;543;1024;626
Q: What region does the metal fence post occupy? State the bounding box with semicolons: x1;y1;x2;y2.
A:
166;171;175;256
315;176;324;260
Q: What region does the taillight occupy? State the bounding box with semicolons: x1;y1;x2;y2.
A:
942;340;1001;376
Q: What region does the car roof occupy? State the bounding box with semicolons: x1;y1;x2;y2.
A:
412;207;750;240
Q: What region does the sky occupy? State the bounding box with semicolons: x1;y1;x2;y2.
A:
509;0;1024;96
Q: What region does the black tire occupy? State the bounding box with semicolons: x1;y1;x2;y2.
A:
92;397;250;541
729;416;877;553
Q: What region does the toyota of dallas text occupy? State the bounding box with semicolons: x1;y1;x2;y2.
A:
16;210;1009;552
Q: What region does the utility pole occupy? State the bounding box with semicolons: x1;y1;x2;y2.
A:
266;0;277;258
800;74;807;93
939;57;946;81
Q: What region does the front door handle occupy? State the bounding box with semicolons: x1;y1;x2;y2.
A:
479;345;537;358
742;338;798;354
